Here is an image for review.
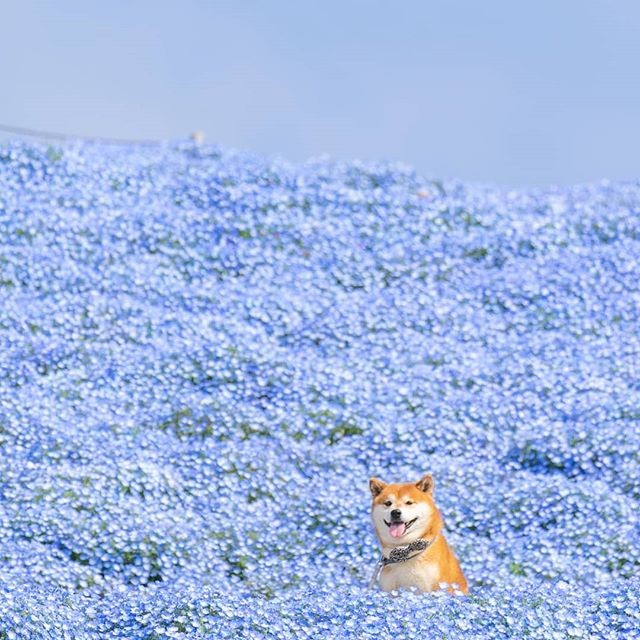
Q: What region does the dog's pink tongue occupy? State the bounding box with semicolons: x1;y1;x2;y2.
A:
389;522;406;538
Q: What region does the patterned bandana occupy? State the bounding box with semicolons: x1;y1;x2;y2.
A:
382;537;433;565
368;535;438;589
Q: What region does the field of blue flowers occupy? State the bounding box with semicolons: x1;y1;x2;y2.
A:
0;139;638;638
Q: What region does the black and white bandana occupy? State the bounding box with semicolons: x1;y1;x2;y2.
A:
382;538;432;566
368;535;438;589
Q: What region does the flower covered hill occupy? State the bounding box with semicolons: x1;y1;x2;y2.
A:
0;139;638;639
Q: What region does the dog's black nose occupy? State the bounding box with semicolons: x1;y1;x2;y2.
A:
390;509;402;520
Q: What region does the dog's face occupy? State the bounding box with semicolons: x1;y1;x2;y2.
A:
369;474;436;546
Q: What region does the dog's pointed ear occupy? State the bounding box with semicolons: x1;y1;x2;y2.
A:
369;477;387;498
415;473;435;495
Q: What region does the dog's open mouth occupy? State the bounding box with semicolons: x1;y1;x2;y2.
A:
384;517;418;539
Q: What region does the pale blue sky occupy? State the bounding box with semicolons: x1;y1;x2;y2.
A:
2;0;639;187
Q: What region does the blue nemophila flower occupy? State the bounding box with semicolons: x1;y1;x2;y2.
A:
0;139;638;638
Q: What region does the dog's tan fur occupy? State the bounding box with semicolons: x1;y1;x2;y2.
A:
369;474;468;594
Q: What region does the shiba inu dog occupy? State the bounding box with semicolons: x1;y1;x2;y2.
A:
369;473;468;594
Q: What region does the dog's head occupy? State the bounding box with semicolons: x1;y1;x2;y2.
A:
369;473;441;546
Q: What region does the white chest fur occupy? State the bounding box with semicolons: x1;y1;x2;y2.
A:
378;557;440;593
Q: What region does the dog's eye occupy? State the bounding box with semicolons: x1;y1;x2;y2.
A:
384;500;392;507
405;500;414;505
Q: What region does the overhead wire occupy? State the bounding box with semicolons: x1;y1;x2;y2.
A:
0;122;164;146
